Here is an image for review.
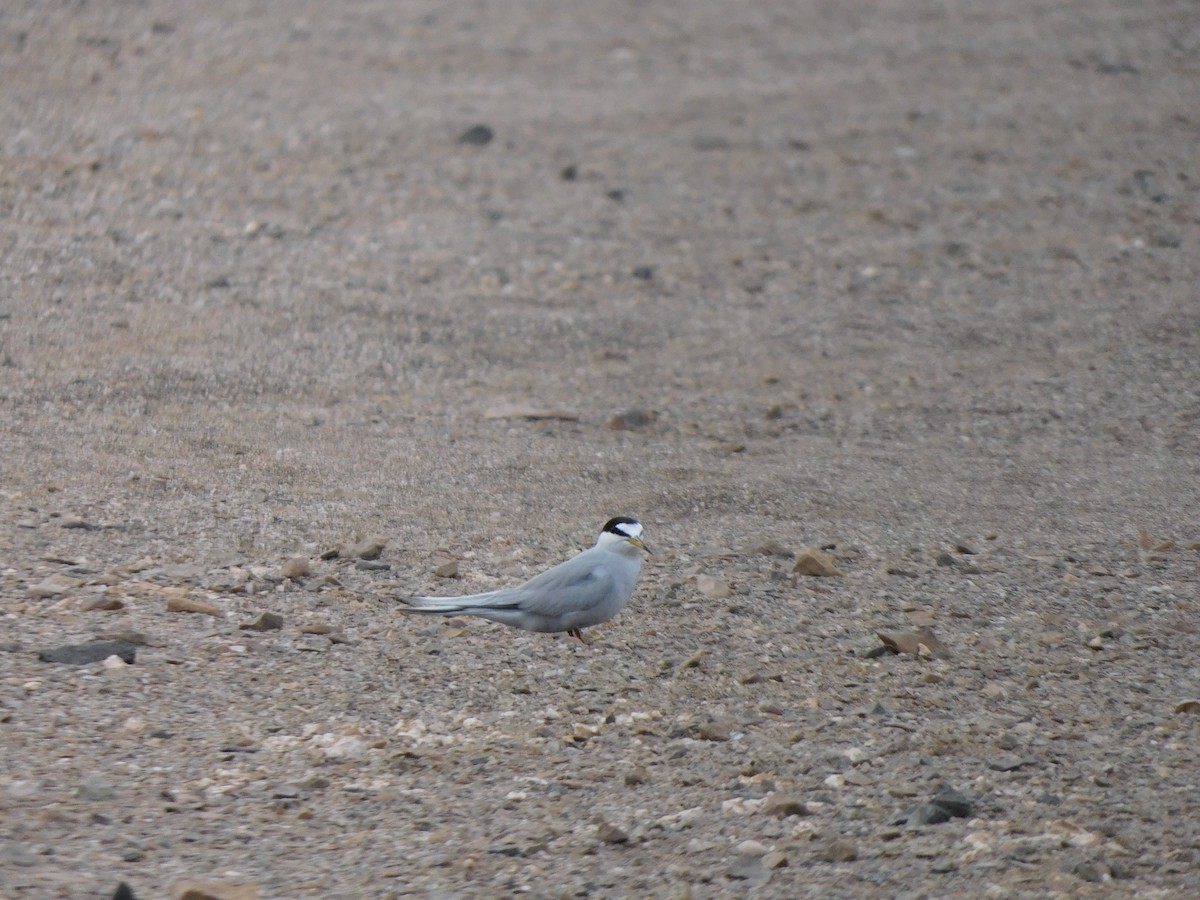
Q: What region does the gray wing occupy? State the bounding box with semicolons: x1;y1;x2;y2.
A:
504;552;617;619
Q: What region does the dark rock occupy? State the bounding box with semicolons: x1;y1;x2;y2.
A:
901;802;954;826
239;611;284;632
458;124;494;146
39;640;136;666
609;408;657;430
487;843;524;857
930;785;973;818
112;883;137;900
632;265;655;280
892;784;973;826
762;794;808;818
1069;860;1110;883
1110;860;1133;879
624;765;650;786
1133;169;1167;202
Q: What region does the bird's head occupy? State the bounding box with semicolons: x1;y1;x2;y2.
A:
598;516;651;554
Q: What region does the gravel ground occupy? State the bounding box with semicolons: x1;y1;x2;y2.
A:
2;1;1199;897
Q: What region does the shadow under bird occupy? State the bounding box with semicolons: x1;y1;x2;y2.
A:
400;517;650;643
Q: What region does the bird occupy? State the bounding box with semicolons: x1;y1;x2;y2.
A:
399;517;650;643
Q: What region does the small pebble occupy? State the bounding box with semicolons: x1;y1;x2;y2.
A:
167;879;261;900
695;575;732;599
1;842;37;867
762;794;809;818
26;575;80;599
624;765;650;786
596;821;629;844
726;856;767;882
988;753;1032;772
793;549;841;577
696;721;731;742
80;594;124;612
280;557;311;580
322;735;369;761
752;540;793;558
824;839;857;862
166;596;222;617
349;539;386;561
572;723;599;741
736;839;768;857
77;777;117;802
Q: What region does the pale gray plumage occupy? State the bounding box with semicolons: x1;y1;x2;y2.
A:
400;517;649;642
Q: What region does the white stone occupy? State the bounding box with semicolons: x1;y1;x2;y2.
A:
736;839;769;857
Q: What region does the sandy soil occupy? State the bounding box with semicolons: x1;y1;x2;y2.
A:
2;1;1199;897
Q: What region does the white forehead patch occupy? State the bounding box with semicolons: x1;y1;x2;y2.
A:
615;520;642;539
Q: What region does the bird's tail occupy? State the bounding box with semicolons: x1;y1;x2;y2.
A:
400;588;520;614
